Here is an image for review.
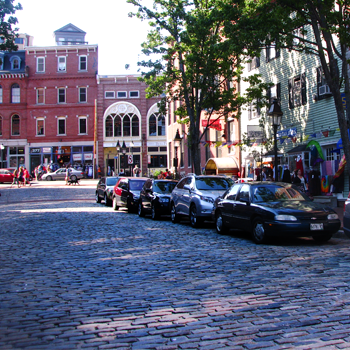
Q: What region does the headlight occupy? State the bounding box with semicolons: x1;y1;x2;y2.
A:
159;197;169;203
275;215;297;221
327;213;338;220
199;196;214;204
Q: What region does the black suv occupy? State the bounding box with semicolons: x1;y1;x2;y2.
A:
95;176;120;206
138;179;178;220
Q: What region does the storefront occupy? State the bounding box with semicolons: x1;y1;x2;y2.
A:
204;157;240;176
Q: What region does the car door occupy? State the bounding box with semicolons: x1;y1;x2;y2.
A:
98;178;106;198
182;177;194;216
55;168;66;180
142;179;153;212
219;184;241;228
176;177;192;215
120;179;129;207
234;184;254;230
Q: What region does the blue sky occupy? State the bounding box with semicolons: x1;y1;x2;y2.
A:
15;0;152;75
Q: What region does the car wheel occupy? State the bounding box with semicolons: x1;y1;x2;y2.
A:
215;211;228;234
104;194;110;206
112;197;119;211
138;201;145;217
252;217;268;244
95;192;101;203
71;175;77;181
171;203;180;223
312;233;333;243
127;199;134;213
189;204;202;228
46;175;52;181
151;204;159;220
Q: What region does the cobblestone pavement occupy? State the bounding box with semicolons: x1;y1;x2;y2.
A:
1;181;350;350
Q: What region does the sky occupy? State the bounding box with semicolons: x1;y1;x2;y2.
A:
15;0;153;75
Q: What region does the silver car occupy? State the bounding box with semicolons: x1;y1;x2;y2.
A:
42;168;84;181
343;193;350;238
170;174;233;228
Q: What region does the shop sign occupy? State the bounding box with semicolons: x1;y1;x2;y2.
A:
42;147;51;153
277;127;297;138
202;119;222;131
84;153;93;160
73;154;82;161
31;148;41;154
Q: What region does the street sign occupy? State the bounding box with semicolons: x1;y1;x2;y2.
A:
128;155;133;164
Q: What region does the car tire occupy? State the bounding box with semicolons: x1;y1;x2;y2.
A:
215;211;228;234
171;203;180;223
252;217;268;244
112;197;119;211
312;233;333;243
138;201;145;217
151;204;159;220
127;199;134;213
104;194;110;206
70;175;77;181
46;175;52;181
189;204;202;228
95;192;101;203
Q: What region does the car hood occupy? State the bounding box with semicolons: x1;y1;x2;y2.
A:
257;200;334;218
197;189;227;199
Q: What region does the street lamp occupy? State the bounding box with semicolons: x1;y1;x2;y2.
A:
173;129;182;179
121;141;127;175
130;141;135;176
268;99;283;182
0;144;4;169
116;141;120;175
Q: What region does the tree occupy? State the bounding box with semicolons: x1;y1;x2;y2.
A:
127;0;269;175
0;0;22;53
240;0;350;177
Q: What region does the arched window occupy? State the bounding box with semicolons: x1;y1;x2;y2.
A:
11;114;20;135
123;115;130;136
10;55;21;70
114;115;122;137
11;83;20;103
105;115;113;137
149;114;157;136
158;115;165;136
132;115;139;136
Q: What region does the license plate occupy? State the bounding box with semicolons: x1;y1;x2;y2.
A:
310;223;324;230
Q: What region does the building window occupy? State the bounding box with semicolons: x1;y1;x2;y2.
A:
0;116;2;136
58;118;66;135
105;91;115;98
105;116;113;137
79;117;87;134
317;66;332;100
288;73;307;109
79;56;87;71
248;56;260;71
11;114;20;135
11;57;20;70
267;83;281;104
36;57;45;72
36;118;45;136
14;38;24;44
11;83;20;103
105;112;140;138
58;88;66;103
79;87;87;103
117;91;127;98
58;56;66;72
36;88;45;104
0;85;2;103
248;100;261;120
266;41;280;62
132;116;139;136
129;91;139;98
148;154;167;168
149;113;165;136
123;115;130;136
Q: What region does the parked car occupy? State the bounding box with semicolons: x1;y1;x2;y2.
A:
112;177;148;212
235;177;254;183
343;192;350;238
213;181;341;244
95;176;120;206
138;178;178;219
0;168;14;183
170;174;234;227
42;168;84;181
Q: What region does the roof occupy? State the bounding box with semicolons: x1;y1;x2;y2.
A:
286;144;308;154
54;23;86;34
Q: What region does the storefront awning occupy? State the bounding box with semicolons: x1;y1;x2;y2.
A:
286;144;308;154
205;157;239;175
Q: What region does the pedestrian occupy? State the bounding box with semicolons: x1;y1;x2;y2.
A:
23;168;31;186
98;165;101;178
10;168;20;188
65;166;71;185
293;169;308;193
18;166;25;187
133;164;140;177
166;170;172;179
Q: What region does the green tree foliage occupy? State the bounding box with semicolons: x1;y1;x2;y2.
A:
239;0;350;176
127;0;270;175
0;0;22;52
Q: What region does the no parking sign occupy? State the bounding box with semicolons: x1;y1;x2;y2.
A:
128;155;133;164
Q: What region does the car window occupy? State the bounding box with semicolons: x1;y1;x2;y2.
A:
238;184;250;201
225;184;240;200
154;181;178;193
119;180;128;190
252;184;307;202
176;178;188;189
106;177;119;186
195;177;232;190
144;180;152;190
129;180;146;191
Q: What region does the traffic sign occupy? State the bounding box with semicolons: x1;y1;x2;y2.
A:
128;155;133;164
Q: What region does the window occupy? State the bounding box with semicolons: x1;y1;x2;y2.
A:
36;88;44;104
123;115;130;136
0;85;2;103
317;66;332;100
105;91;115;98
15;38;24;44
132;116;139;136
79;117;87;134
105;112;139;138
248;56;260;71
266;41;280;62
267;83;281;104
129;91;139;98
11;58;19;70
79;56;87;71
11;83;20;103
148;155;167;168
248;100;261;120
58;88;66;103
0;116;2;136
58;56;66;71
288;73;306;108
11;114;20;135
79;87;87;103
37;57;45;72
149;113;166;136
226;184;240;201
36;118;45;136
117;91;127;98
58;118;66;135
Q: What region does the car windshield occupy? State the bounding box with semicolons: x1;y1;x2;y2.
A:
195;177;233;190
252;184;308;203
129;180;146;191
106;177;119;186
153;181;177;194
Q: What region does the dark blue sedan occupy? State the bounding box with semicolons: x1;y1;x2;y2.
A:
212;182;341;244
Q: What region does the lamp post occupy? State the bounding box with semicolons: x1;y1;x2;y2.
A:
268;99;283;182
116;141;120;175
173;129;182;179
130;141;135;176
0;144;4;168
121;141;127;175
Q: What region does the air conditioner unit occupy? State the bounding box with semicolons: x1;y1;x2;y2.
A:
319;85;331;96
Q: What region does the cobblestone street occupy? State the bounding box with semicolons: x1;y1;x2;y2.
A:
1;181;350;349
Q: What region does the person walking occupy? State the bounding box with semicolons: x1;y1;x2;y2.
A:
133;164;140;177
10;168;20;188
18;167;25;187
23;168;31;186
65;166;71;185
293;169;308;193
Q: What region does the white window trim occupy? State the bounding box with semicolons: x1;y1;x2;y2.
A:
79;55;87;71
129;90;139;98
57;116;67;136
79;87;87;103
36;57;45;73
78;116;88;135
117;91;127;98
36;118;45;136
105;91;115;99
58;56;66;72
